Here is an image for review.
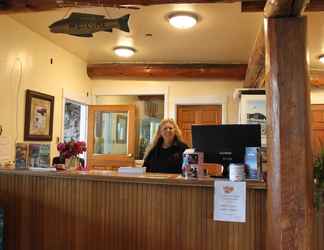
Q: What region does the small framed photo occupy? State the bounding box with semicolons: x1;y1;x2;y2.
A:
24;90;54;141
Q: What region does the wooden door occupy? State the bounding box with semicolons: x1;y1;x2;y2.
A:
177;105;222;146
311;104;324;157
87;105;136;169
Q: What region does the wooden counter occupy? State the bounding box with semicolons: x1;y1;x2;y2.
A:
0;169;320;250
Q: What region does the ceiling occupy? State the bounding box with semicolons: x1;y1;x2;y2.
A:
9;3;324;69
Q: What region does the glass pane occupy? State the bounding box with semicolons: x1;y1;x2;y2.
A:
94;111;128;155
137;99;164;159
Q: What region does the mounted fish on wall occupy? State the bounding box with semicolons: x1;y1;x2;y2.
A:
49;12;130;37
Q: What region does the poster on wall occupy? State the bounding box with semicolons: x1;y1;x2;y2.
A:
28;144;51;168
239;94;267;147
64;101;81;141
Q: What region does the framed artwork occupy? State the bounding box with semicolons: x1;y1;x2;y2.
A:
116;114;127;144
239;94;267;147
24;90;54;141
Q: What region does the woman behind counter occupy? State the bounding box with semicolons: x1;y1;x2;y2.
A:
143;119;188;173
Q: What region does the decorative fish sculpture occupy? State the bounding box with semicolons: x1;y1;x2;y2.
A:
49;12;130;37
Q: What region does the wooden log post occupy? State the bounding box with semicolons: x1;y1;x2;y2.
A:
265;16;314;250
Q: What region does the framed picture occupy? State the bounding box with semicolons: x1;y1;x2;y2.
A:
239;94;267;147
116;114;127;144
24;90;54;141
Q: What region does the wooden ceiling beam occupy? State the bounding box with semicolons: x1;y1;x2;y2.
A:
242;0;324;13
87;63;247;80
88;63;324;86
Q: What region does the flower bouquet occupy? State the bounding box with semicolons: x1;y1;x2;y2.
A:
57;140;87;170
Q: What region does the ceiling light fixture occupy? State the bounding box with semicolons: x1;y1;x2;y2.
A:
114;46;136;58
168;12;198;29
319;55;324;64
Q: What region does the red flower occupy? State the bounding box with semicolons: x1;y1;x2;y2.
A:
57;140;87;159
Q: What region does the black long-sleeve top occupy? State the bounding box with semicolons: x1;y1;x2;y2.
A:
143;138;188;174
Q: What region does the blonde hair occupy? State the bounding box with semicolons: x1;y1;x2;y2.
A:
143;118;185;160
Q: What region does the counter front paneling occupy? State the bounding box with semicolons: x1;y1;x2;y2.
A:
0;169;320;250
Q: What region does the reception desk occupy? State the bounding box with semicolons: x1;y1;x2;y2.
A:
0;169;321;250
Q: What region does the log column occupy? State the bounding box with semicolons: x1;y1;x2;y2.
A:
265;17;314;250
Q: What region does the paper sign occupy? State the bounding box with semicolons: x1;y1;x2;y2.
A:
0;136;10;162
214;180;246;223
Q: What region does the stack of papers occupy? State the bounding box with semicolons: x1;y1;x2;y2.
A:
30;167;56;172
118;167;146;175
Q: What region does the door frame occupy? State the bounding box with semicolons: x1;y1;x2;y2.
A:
171;96;227;124
87;104;136;169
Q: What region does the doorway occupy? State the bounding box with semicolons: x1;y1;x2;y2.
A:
176;104;222;146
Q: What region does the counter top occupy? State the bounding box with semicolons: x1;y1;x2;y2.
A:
0;168;266;189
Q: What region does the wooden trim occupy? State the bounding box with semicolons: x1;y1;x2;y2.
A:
242;0;324;13
0;169;267;188
87;63;247;80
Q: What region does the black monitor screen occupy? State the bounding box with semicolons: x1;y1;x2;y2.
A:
192;124;261;165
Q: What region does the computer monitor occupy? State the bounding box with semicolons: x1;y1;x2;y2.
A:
192;124;261;167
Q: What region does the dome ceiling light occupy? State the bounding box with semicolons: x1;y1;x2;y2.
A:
114;46;136;57
319;55;324;64
168;12;198;29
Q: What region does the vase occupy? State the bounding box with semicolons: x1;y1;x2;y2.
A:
65;157;80;170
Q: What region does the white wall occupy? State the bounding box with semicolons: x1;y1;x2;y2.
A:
311;88;324;104
92;79;243;124
96;95;139;105
0;16;91;161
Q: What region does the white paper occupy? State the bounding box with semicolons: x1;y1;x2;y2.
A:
0;136;10;162
214;180;246;223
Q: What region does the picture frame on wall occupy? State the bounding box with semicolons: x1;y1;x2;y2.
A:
239;94;267;148
24;90;54;141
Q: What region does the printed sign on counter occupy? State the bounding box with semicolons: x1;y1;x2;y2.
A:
213;180;246;223
0;136;10;163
